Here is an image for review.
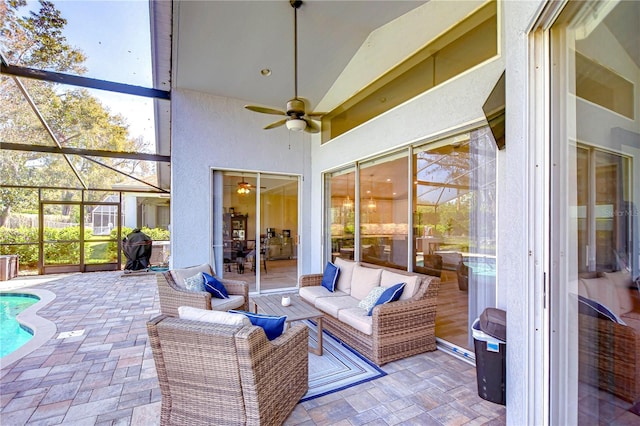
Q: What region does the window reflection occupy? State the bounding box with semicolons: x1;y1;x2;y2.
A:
328;168;356;261
414;128;496;350
551;0;640;421
360;155;409;269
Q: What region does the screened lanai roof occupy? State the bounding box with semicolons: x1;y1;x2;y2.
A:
1;0;172;194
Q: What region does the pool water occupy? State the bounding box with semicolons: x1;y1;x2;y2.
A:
0;293;39;358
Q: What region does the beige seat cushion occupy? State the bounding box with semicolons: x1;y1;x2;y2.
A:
338;308;373;335
171;264;213;287
350;265;383;300
315;295;360;318
334;258;358;293
299;286;348;304
380;270;420;301
211;294;246;311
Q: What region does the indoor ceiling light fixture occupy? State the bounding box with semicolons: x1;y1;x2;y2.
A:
342;195;353;210
342;176;353;210
237;185;251;195
237;178;252;195
367;197;377;211
367;174;377;211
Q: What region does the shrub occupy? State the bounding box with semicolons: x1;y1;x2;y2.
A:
1;226;168;267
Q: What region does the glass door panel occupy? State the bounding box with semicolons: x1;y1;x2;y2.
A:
220;172;257;289
260;174;298;291
550;1;639;422
360;153;409;269
326;168;356;262
414;127;496;352
217;171;299;293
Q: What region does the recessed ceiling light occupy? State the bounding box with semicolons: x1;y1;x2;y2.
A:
260;68;272;76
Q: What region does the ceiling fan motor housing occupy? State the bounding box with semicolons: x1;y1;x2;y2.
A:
286;99;306;117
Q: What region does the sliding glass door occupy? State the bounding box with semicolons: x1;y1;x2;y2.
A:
413;128;496;351
214;170;299;293
549;1;639;422
323;125;497;354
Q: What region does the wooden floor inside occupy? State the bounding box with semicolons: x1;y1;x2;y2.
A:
435;270;472;351
223;258;299;292
224;261;473;352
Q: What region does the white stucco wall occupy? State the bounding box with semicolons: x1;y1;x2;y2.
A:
171;90;310;268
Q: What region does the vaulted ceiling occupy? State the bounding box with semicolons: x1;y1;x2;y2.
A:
170;1;428;115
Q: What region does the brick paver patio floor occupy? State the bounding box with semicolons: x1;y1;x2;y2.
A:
0;271;505;425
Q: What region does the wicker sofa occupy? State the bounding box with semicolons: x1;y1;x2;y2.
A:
299;258;439;366
578;270;640;403
156;263;249;316
147;314;308;425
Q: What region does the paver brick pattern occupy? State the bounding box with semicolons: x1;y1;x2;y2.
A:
0;271;505;425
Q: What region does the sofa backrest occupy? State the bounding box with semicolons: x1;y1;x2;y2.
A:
335;259;426;301
334;257;357;293
579;270;635;317
170;263;213;288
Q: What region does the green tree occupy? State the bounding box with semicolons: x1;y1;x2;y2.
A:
0;0;149;225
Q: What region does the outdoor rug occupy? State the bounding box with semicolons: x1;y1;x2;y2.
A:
302;321;386;402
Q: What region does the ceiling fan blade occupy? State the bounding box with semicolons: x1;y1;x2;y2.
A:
245;105;286;116
303;118;320;133
264;118;287;130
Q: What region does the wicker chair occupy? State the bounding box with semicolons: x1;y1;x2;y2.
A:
147;314;309;426
157;266;249;316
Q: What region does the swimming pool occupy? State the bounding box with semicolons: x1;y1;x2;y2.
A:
0;293;39;358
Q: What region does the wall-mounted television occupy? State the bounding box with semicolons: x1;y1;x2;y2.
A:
482;71;505;150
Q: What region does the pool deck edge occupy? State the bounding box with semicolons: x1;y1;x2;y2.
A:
0;289;57;370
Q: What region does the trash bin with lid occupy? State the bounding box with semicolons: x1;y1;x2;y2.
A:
472;307;506;405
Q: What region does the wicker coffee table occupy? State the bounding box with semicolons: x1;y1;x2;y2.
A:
251;293;324;356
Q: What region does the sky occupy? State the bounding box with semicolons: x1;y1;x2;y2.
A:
21;0;157;147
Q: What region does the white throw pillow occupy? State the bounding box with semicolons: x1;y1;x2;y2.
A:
358;287;385;312
178;306;250;326
184;272;205;292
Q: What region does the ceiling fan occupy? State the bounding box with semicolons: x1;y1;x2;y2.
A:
244;0;324;133
235;177;265;195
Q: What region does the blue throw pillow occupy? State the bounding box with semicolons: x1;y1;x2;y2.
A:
577;295;626;325
229;310;287;340
368;282;405;316
202;272;229;299
321;262;340;292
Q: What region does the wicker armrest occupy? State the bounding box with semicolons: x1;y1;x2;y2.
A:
299;273;323;288
157;272;212;316
235;323;309;425
219;278;249;310
579;313;640;403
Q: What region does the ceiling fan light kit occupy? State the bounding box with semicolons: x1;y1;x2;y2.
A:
244;0;324;134
286;118;306;131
